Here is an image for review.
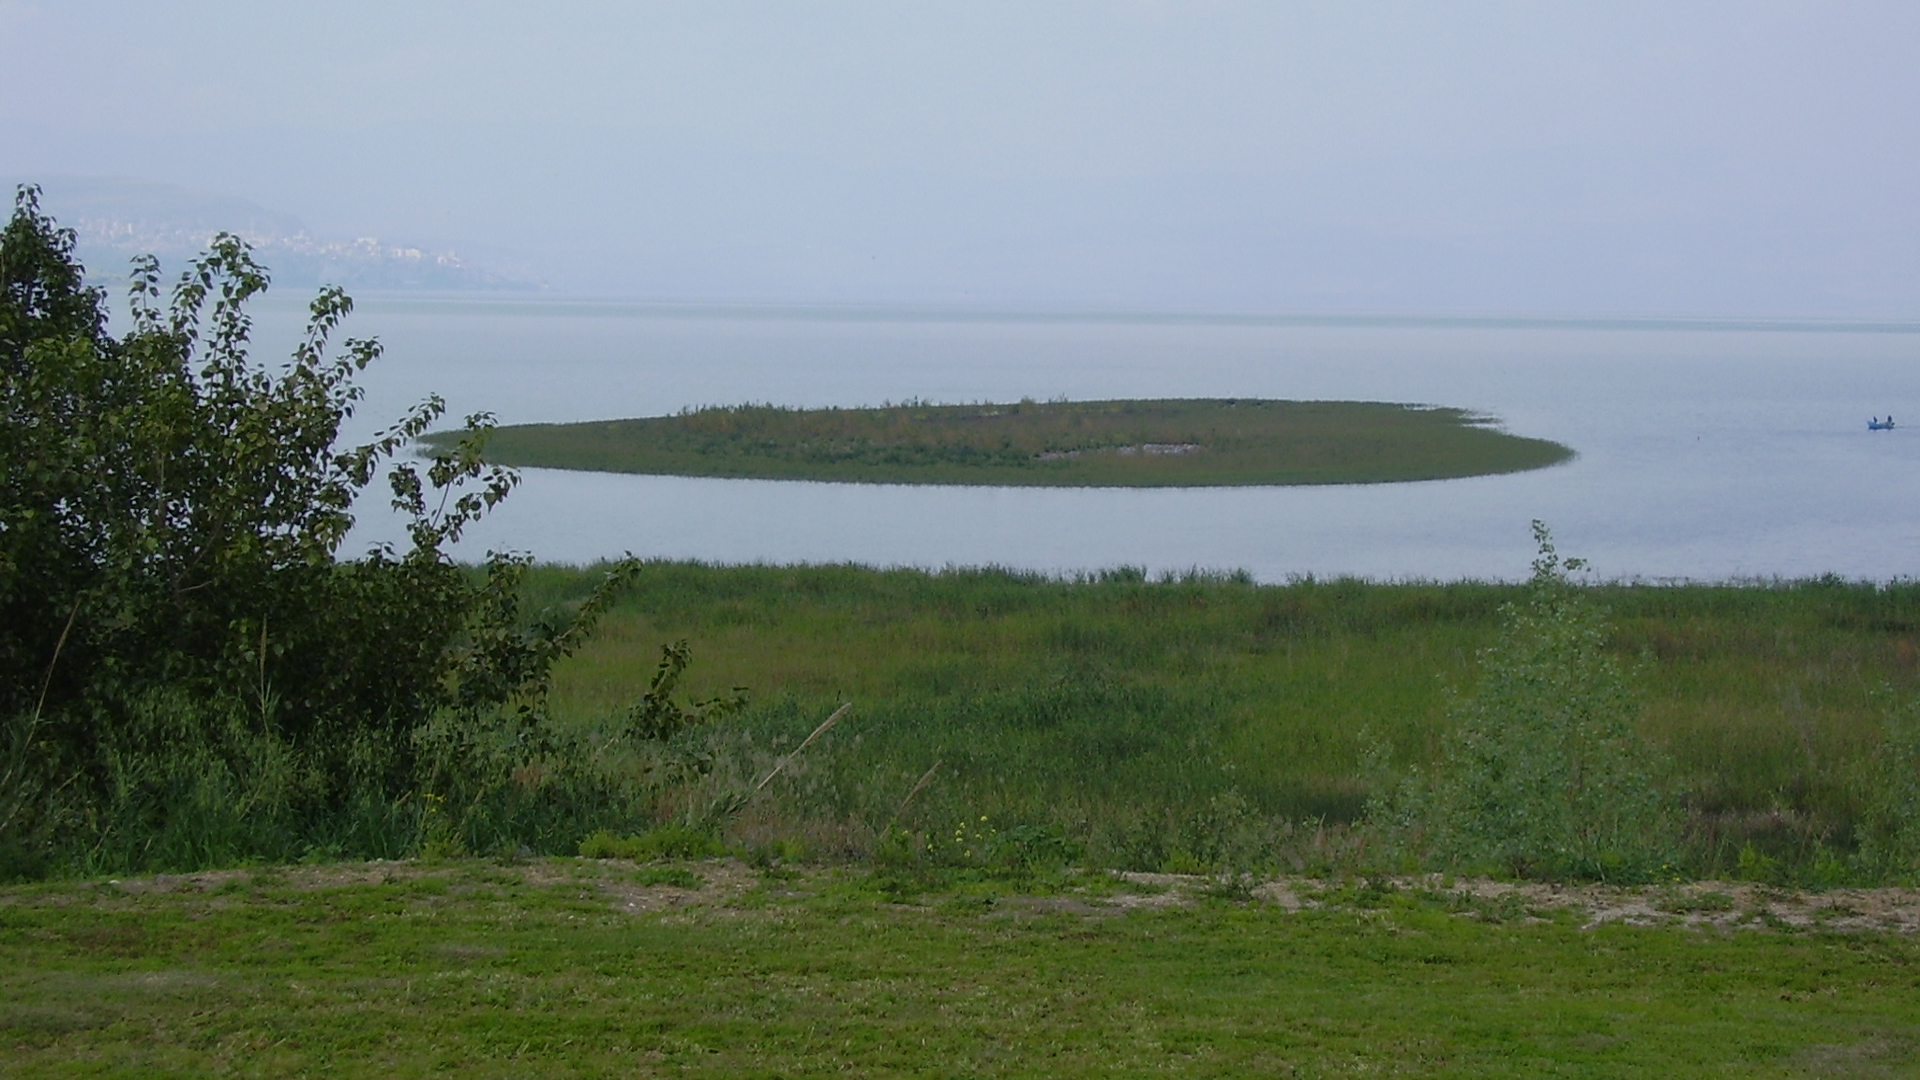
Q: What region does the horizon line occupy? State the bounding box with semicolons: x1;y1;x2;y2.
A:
313;292;1920;334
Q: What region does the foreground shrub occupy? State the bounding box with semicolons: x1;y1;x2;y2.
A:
1854;694;1920;881
0;188;734;876
1373;524;1677;881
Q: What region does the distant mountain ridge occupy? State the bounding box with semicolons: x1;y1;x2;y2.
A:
9;176;540;292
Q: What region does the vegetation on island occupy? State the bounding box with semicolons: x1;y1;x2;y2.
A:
438;397;1575;487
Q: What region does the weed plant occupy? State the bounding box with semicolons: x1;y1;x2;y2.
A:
1371;525;1677;881
1853;691;1920;878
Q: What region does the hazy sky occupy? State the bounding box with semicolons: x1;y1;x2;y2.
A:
4;1;1916;314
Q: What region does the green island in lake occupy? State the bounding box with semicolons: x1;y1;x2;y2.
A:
440;398;1574;487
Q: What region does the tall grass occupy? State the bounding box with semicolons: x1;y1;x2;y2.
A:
530;560;1920;881
12;558;1920;884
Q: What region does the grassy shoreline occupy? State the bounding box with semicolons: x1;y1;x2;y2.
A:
516;561;1920;881
11;559;1916;886
438;398;1575;486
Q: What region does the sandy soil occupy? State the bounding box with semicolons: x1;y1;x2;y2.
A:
45;859;1920;935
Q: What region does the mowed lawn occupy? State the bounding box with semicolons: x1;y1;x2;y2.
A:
4;859;1918;1078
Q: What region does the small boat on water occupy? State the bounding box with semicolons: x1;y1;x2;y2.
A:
1869;416;1897;430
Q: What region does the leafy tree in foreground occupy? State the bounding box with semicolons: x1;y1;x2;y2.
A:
0;186;679;874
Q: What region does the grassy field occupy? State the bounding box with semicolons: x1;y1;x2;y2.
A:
517;562;1920;880
5;858;1919;1077
437;399;1574;486
12;565;1920;1074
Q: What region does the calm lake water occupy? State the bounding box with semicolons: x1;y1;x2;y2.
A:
244;296;1920;583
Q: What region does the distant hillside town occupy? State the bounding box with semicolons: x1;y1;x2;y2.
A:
12;176;539;292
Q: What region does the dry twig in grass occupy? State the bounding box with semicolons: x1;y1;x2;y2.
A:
753;702;852;793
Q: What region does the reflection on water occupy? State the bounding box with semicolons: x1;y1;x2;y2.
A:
232;295;1918;582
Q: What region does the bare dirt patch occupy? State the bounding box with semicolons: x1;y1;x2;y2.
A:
595;859;759;914
50;860;1920;935
95;860;428;895
1417;877;1920;933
